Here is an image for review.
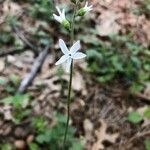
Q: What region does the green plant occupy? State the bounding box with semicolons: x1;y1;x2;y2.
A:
127;107;150;124
53;1;92;148
145;140;150;150
25;0;53;21
144;108;150;119
0;144;12;150
127;111;143;124
32;113;82;150
86;34;150;92
1;94;31;124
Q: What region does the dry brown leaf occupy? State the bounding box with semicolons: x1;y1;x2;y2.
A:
72;72;86;92
2;0;22;17
84;119;93;144
135;83;150;101
92;119;119;150
0;59;5;73
0;105;13;121
96;11;121;36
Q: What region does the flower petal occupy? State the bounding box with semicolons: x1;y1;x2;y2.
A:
53;14;61;23
72;52;86;59
70;40;81;55
85;2;88;7
56;6;61;15
59;39;69;55
55;55;68;65
62;9;66;19
66;57;72;72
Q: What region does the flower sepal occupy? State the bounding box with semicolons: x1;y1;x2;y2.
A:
77;8;86;16
62;20;71;30
77;2;93;16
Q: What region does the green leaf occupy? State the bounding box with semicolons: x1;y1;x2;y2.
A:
96;74;114;83
127;112;143;124
9;74;20;85
0;78;6;85
86;49;102;60
144;140;150;150
28;143;39;150
36;134;47;144
130;83;144;93
144;108;150;119
70;142;83;150
1;144;12;150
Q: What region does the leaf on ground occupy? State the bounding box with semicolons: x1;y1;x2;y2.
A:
127;111;143;124
2;0;22;17
96;11;121;36
92;119;119;150
0;59;5;73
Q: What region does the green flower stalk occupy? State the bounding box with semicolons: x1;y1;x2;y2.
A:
53;0;92;149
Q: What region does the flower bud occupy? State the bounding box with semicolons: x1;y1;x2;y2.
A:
62;20;70;30
77;8;86;16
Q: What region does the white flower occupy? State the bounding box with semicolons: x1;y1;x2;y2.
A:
53;7;70;30
77;2;93;16
84;2;93;12
53;6;66;23
55;39;86;72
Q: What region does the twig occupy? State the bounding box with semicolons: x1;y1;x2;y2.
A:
17;45;49;93
0;47;23;57
124;123;150;145
0;26;38;57
126;130;150;144
134;93;150;102
12;26;37;51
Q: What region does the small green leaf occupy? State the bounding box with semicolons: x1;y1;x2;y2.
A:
36;134;46;144
0;78;6;85
144;140;150;150
144;108;150;119
28;143;39;150
130;83;144;93
70;142;82;150
127;112;143;124
1;144;12;150
9;74;20;85
96;74;114;83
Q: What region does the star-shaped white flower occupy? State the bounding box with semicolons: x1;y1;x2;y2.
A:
53;6;66;23
84;2;93;12
55;39;86;72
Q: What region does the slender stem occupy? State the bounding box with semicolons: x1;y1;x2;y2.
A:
70;2;78;45
63;61;73;149
63;1;79;149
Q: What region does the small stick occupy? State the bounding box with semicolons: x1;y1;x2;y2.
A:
12;26;37;51
17;45;49;93
0;47;22;57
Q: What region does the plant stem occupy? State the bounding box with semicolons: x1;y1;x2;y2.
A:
63;1;79;149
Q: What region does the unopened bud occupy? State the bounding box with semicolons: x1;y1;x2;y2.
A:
77;8;86;16
62;20;70;30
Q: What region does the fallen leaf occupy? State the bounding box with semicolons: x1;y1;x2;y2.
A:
96;11;121;36
0;59;5;73
92;119;119;150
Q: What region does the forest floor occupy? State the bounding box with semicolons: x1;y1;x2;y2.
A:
0;0;150;149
